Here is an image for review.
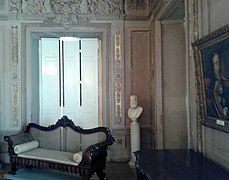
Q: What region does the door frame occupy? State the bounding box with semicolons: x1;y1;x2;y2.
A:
24;23;111;127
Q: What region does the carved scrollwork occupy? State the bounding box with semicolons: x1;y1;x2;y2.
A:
50;0;81;14
114;26;121;68
51;0;123;15
9;0;20;13
113;25;123;125
115;83;122;124
10;26;20;128
126;0;146;10
8;0;123;24
193;0;199;42
0;0;5;10
15;0;123;16
44;14;90;25
22;0;51;14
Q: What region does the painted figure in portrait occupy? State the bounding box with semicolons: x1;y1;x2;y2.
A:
202;38;229;120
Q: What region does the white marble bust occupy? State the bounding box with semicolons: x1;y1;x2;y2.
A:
128;95;143;122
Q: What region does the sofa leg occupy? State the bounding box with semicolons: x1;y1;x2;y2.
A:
9;163;18;175
82;175;90;180
96;170;106;180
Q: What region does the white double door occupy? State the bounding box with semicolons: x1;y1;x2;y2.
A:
39;38;98;128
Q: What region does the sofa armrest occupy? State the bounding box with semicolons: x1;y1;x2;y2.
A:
4;133;34;155
79;128;115;167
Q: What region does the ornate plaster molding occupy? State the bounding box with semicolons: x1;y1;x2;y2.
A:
9;0;20;13
8;0;123;18
114;26;122;125
7;0;124;25
114;26;121;68
0;0;5;10
126;0;146;10
193;0;203;153
44;14;90;25
193;0;199;41
10;26;20;128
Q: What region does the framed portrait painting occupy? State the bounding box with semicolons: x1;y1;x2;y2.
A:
192;24;229;133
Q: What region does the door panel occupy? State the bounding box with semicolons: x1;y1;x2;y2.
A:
40;38;61;126
80;39;98;128
62;40;80;125
40;38;99;128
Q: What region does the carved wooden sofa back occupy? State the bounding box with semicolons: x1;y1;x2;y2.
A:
4;116;115;180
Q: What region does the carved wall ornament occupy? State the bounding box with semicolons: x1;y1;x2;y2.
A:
12;84;19;127
114;26;121;68
44;14;90;26
10;0;123;17
115;72;122;80
193;0;199;41
113;25;123;125
60;0;123;15
11;26;18;67
192;0;202;153
9;0;20;14
10;26;20;128
0;0;5;10
126;0;146;10
115;83;122;124
22;0;50;14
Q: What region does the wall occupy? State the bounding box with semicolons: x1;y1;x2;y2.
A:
124;21;154;150
150;0;188;150
187;0;229;169
161;21;187;149
0;1;127;162
200;0;229;169
0;0;153;163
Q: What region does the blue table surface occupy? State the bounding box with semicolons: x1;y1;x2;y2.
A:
134;149;229;180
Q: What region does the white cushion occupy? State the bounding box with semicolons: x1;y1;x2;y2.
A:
18;148;79;166
14;140;39;154
72;151;82;163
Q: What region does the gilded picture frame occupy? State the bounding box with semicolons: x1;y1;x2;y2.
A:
192;24;229;133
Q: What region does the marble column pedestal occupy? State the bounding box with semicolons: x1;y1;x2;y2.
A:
129;120;140;167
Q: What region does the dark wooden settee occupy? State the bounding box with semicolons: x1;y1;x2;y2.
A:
4;116;115;180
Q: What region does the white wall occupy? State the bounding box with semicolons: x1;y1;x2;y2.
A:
161;21;187;149
187;0;229;168
200;0;229;169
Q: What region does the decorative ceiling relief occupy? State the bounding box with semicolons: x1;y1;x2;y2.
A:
9;0;123;17
126;0;146;10
22;0;50;14
6;0;154;22
6;0;124;24
124;0;149;20
50;0;122;15
44;13;90;25
9;0;20;13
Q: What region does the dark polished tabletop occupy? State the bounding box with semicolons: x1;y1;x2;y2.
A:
134;149;229;180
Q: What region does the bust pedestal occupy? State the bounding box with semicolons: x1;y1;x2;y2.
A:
129;119;140;167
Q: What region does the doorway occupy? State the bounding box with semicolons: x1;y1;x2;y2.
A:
39;37;99;128
25;28;105;128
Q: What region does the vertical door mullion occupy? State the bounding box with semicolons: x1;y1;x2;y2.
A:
79;40;82;107
62;40;65;108
58;40;61;107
